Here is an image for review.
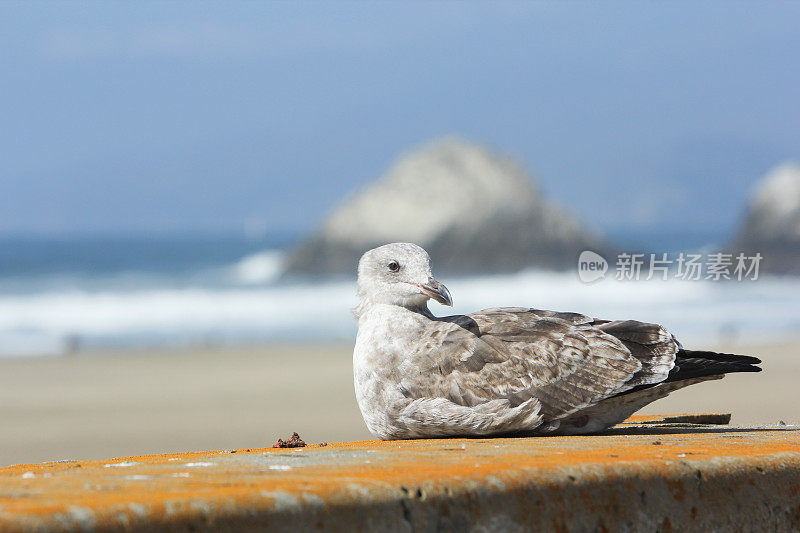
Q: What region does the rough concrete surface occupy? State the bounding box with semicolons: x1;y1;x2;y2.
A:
1;415;798;532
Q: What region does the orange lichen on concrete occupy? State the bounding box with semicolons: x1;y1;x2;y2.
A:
1;418;799;532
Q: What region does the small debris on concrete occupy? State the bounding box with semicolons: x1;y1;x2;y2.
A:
273;432;307;448
319;442;328;447
663;413;732;425
652;441;662;445
640;413;732;425
779;420;787;426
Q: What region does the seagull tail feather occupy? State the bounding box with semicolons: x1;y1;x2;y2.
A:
669;349;762;382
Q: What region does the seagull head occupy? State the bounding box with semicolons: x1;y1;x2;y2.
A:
357;243;453;310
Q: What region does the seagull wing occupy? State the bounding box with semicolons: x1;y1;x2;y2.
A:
514;310;680;388
399;307;647;423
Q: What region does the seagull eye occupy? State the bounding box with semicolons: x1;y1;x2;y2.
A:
387;261;400;272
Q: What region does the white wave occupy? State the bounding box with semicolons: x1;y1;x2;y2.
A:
0;271;798;357
0;281;358;355
228;249;286;285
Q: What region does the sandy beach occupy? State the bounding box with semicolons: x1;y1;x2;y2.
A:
1;339;798;467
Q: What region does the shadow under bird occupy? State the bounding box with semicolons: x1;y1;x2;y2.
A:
353;243;762;440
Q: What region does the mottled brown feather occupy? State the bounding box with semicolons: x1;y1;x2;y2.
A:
396;307;645;423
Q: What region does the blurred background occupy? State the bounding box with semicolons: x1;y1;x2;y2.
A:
1;1;798;466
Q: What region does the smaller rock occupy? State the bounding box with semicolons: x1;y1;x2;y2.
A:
731;162;800;274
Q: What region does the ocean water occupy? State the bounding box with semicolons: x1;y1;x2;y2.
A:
1;236;799;357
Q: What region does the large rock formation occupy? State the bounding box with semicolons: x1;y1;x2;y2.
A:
283;138;611;278
732;162;800;274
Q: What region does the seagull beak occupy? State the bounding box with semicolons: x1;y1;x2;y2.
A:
419;277;453;306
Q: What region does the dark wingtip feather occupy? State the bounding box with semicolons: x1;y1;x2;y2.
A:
737;365;762;373
612;349;762;399
679;349;762;366
672;350;763;381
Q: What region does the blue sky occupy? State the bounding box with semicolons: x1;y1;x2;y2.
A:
1;1;798;241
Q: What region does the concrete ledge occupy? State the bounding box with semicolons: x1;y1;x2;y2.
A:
1;415;799;532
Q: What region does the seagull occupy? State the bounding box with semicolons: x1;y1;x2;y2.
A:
353;242;762;440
